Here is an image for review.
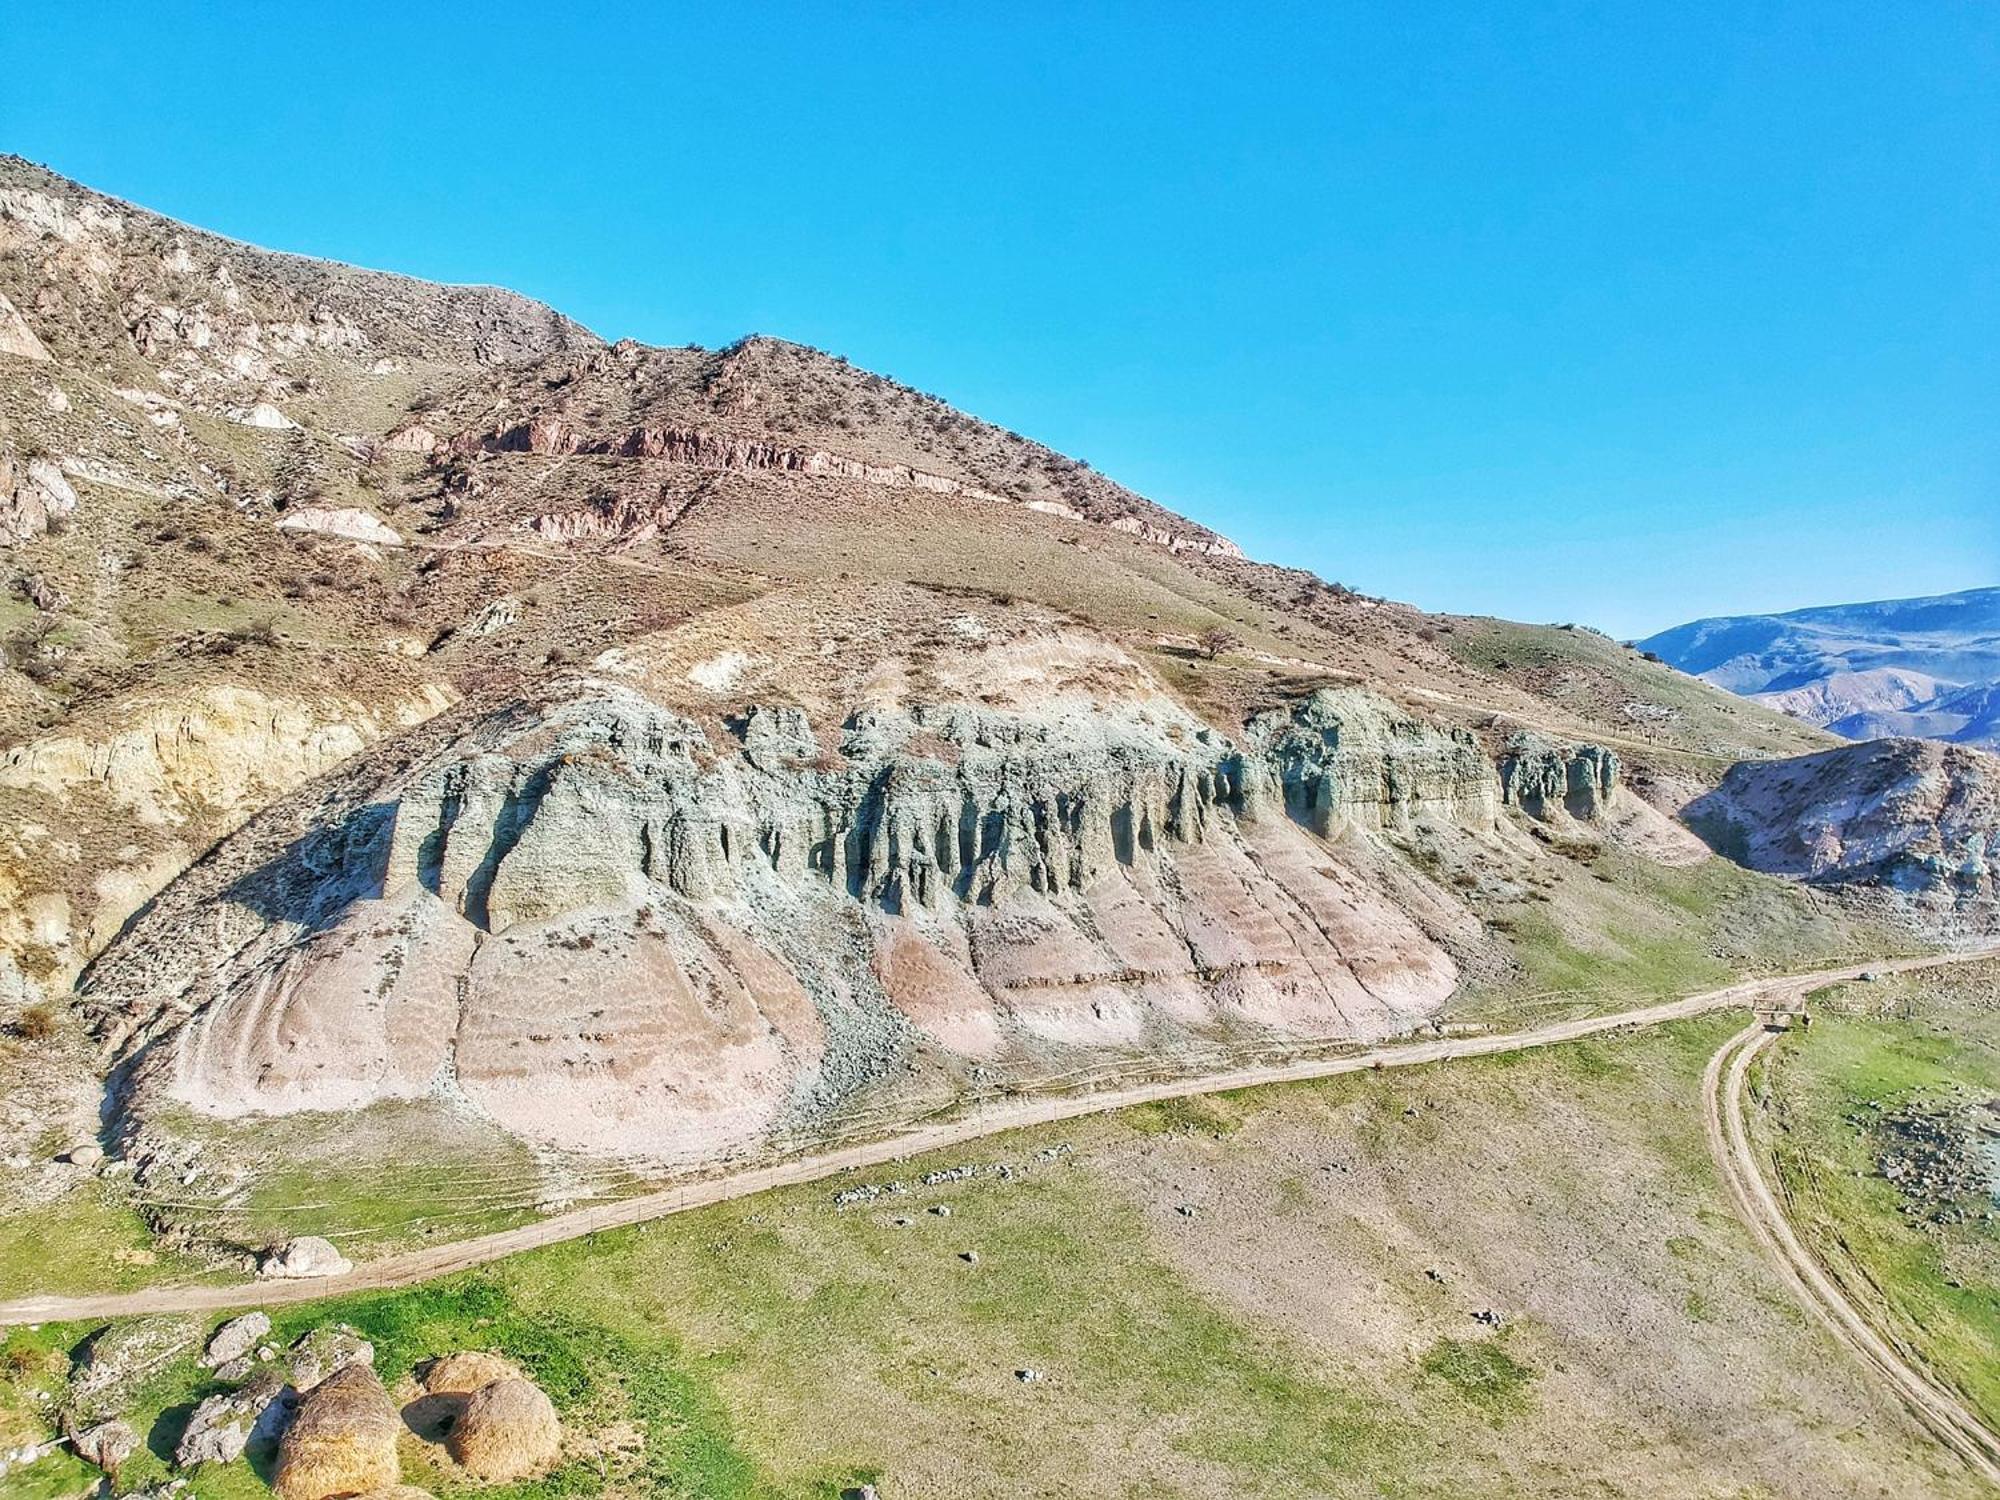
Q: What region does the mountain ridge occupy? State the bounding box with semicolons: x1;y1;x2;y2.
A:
1639;585;2000;749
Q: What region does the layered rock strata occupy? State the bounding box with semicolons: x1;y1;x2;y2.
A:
1684;737;1999;905
104;685;1533;1165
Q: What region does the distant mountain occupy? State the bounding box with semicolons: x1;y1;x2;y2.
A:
1638;587;2000;749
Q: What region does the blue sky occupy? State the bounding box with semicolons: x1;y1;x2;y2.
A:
10;4;1996;637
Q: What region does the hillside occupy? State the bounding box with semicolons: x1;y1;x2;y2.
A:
1640;586;2000;749
0;156;1910;1192
0;156;1989;1500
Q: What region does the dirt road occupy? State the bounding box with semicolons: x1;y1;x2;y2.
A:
2;950;1990;1330
1704;1016;2000;1485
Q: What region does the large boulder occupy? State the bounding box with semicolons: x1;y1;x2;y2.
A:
274;506;401;546
259;1236;353;1280
0;455;78;545
69;1417;138;1474
0;290;50;361
175;1369;294;1467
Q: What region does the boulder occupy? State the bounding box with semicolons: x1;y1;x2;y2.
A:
203;1311;271;1367
274;506;402;547
0;290;49;362
69;1417;138;1474
259;1237;353;1280
287;1325;374;1390
227;401;298;430
175;1370;293;1467
0;456;79;546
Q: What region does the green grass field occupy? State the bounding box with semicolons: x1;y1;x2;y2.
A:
1758;963;2000;1435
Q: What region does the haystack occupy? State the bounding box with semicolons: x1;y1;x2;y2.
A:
446;1376;561;1482
273;1363;402;1500
349;1489;434;1500
420;1350;521;1396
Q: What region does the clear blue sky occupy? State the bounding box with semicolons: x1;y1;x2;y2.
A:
10;4;1997;637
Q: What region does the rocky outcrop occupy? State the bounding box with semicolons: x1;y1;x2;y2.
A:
275;506;402;546
529;491;684;544
1497;736;1618;821
1243;691;1497;833
0;682;454;1013
0;454;78;544
260;1236;353;1279
472;416;1240;556
104;684;1502;1166
0;290;49;361
1;684;450;824
477;416;1012;496
1685;738;1999;906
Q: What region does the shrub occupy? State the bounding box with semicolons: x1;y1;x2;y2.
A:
14;1004;56;1042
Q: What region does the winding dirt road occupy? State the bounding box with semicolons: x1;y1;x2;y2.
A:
2;950;1991;1332
1704;1016;2000;1485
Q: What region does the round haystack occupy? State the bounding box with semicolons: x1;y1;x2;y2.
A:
446;1377;561;1482
349;1489;434;1500
274;1363;402;1500
420;1350;521;1396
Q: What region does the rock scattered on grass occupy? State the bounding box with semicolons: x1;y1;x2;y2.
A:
69;1417;138;1474
203;1311;271;1367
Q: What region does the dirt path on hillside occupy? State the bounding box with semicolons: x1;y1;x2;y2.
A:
3;950;1992;1330
1704;1017;2000;1485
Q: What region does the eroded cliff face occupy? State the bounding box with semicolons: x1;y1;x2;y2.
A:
100;682;1528;1166
1497;735;1619;822
0;681;455;1010
1684;737;2000;913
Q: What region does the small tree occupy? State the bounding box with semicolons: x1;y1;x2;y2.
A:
1198;626;1242;660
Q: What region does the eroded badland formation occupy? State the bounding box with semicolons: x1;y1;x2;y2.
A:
1;153;1995;1254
